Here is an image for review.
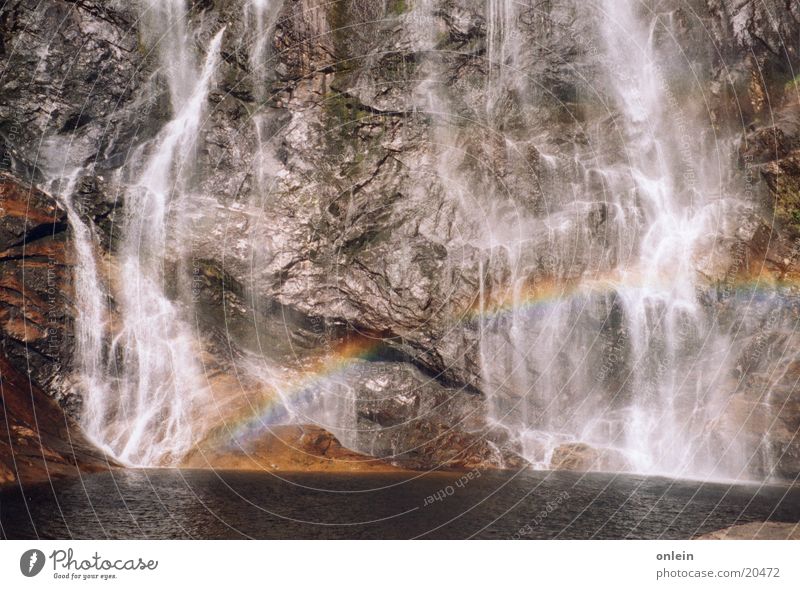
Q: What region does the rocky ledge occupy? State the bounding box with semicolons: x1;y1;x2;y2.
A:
695;522;800;540
181;419;526;473
181;425;398;473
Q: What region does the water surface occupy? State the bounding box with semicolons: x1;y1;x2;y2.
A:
1;469;797;539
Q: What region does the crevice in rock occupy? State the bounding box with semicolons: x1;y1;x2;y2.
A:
6;221;69;250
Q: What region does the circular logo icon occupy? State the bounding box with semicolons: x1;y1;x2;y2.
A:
20;549;46;577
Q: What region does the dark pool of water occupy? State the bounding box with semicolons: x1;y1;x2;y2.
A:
1;469;797;539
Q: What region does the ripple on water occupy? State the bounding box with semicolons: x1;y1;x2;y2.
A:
1;469;798;539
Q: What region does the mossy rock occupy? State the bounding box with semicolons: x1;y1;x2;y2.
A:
765;155;800;234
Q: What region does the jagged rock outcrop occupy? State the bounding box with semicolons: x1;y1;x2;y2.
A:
0;1;146;176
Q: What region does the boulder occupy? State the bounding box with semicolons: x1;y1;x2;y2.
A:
341;361;526;470
181;424;397;472
549;442;632;472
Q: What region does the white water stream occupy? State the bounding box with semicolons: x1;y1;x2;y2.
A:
72;1;227;465
475;0;754;478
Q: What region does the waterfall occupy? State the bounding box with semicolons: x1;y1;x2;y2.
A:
43;0;786;479
78;1;226;466
474;0;756;479
595;0;722;475
46;170;109;426
246;0;276;95
245;0;283;196
485;0;520;124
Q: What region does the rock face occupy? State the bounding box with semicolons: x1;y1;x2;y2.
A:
1;0;799;477
0;174;72;400
0;1;144;176
184;359;525;472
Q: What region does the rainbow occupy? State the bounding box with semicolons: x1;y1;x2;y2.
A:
213;336;388;447
215;267;799;448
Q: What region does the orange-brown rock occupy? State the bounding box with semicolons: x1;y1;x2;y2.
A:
549;442;632;472
0;173;77;411
0;173;66;243
0;355;113;487
181;424;399;472
0;173;110;486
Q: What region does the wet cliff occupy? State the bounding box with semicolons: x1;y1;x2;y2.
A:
1;0;799;480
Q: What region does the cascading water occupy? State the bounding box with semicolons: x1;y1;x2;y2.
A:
476;0;758;479
77;1;226;466
245;0;283;230
62;0;342;465
44;167;109;419
246;0;275;93
485;0;522;125
594;0;729;475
